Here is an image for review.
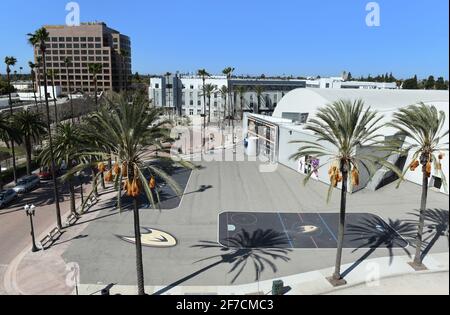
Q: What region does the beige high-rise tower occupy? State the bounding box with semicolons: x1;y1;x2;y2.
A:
34;22;131;95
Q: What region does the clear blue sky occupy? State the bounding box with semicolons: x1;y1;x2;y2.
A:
0;0;448;78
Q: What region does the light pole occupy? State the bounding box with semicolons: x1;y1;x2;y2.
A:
24;204;39;252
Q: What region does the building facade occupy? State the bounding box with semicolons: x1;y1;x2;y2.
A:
34;22;132;95
148;75;305;117
243;89;449;195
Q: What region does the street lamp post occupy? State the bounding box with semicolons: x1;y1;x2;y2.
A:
24;204;39;252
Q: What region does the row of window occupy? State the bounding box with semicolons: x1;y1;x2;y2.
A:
44;62;110;68
49;37;102;42
46;49;110;55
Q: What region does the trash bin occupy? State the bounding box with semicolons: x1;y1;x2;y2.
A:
272;280;284;296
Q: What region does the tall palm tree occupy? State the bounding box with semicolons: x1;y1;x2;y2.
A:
253;85;265;115
88;63;103;109
202;84;216;125
222;67;234;122
235;85;247;120
218;86;229;149
13;110;47;176
197;69;210;152
4;56;18;184
120;49;130;92
47;69;59;124
0;112;22;187
41;123;87;215
35;56;43;105
218;86;229;127
78;93;192;295
28;27;63;229
388;103;448;269
63;57;75;123
164;72;172;119
28;62;39;108
290;99;401;285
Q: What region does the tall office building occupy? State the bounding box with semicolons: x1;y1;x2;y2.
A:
34;22;131;95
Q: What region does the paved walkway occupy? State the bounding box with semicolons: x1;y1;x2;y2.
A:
2;186;116;295
2;175;448;295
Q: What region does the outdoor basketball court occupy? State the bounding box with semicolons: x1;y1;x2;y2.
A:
218;212;409;249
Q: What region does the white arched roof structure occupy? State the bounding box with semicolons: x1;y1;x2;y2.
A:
273;88;449;118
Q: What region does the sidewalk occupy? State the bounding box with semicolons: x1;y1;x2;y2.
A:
2;186;117;295
76;252;449;295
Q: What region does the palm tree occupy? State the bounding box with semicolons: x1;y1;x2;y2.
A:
218;86;229;127
290;99;401;285
88;63;103;109
388;103;448;269
202;84;216;125
63;57;75;123
164;72;172;118
4;56;18;184
218;86;229;149
120;49;130;92
13;110;47;176
0;112;22;187
41;123;87;215
78;93;192;295
28;27;63;230
35;56;43;105
197;69;210;152
28;62;39;108
235;85;247;120
222;67;235;123
253;85;265;115
47;69;59;124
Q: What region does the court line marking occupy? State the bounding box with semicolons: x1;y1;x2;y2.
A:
277;213;294;249
317;213;338;243
216;211;411;251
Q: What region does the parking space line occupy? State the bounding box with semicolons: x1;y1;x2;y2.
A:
317;213;338;243
277;213;294;248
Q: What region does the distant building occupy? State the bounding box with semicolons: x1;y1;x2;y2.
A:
33;22;132;95
148;74;305;117
305;77;398;89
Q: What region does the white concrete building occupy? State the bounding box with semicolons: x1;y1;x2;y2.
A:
149;74;228;117
305;77;397;89
243;89;449;195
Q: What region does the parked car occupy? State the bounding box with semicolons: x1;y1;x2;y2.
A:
0;189;18;208
38;168;61;181
13;175;41;194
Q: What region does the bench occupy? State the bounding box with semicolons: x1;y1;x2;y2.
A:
65;213;79;226
39;227;63;250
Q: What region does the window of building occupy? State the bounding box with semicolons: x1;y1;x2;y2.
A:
59;37;65;42
190;100;194;106
189;109;194;116
88;37;94;42
155;84;159;89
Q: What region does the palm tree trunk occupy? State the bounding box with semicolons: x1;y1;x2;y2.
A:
67;66;75;124
202;78;206;154
208;96;211;125
31;74;38;108
42;51;63;230
69;179;76;215
51;76;58;124
333;165;349;282
6;70;18;184
94;78;98;109
25;137;32;176
413;168;429;267
133;197;146;295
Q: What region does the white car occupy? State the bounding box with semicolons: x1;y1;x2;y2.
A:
0;189;18;208
13;175;41;194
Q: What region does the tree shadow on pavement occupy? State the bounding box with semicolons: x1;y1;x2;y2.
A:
153;229;292;295
341;217;417;278
408;209;449;261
